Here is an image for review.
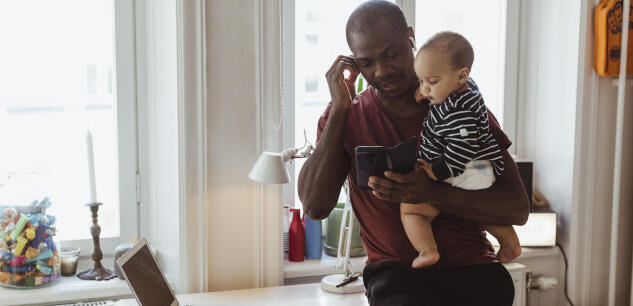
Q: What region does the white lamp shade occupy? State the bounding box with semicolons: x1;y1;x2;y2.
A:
249;151;290;184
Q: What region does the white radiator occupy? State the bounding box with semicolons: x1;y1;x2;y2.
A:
505;262;527;306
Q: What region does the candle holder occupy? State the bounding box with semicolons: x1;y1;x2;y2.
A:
77;202;116;281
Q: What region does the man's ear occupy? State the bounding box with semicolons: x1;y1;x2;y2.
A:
407;26;416;50
457;67;470;84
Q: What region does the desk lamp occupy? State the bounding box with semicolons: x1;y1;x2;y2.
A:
320;180;365;294
248;132;313;183
248;133;364;294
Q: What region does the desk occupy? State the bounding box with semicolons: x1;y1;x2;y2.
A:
115;283;369;306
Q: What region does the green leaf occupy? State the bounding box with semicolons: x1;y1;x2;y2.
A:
356;75;364;94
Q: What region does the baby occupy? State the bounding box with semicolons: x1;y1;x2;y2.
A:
401;31;521;269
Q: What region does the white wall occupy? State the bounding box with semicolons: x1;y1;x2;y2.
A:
572;1;633;304
205;0;259;291
518;0;633;304
516;0;581;252
135;0;283;293
584;76;633;305
516;2;581;305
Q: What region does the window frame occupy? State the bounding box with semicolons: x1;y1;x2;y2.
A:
283;0;521;205
59;0;139;255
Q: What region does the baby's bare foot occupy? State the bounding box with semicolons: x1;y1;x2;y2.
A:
497;243;521;263
411;250;440;269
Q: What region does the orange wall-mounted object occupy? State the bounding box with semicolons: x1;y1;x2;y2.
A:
594;0;633;76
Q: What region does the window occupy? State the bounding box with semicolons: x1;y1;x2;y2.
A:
289;0;394;206
287;0;519;208
414;0;508;126
0;0;137;254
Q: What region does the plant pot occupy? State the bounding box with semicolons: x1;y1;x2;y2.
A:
324;203;366;257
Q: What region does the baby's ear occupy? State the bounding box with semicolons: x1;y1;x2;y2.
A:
457;67;470;83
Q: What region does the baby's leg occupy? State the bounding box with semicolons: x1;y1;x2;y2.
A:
400;203;441;269
486;226;521;263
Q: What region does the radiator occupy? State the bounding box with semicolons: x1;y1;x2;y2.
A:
505;262;527;306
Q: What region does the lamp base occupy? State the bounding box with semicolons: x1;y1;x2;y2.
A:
320;274;365;294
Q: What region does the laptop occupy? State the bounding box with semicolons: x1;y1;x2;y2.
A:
117;238;197;306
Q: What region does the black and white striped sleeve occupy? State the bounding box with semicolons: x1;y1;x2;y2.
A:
430;106;480;180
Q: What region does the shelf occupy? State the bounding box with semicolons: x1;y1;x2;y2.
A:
513;246;561;259
610;77;633;86
0;256;132;306
284;246;560;284
284;249;367;280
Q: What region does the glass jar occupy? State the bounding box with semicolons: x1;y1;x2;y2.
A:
59;247;80;276
0;203;61;289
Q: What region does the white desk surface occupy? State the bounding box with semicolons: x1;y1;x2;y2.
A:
115;283;369;306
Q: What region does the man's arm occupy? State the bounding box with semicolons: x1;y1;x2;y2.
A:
298;108;350;220
368;150;530;226
298;55;358;220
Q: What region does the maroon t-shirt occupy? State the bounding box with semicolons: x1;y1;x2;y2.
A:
316;86;512;269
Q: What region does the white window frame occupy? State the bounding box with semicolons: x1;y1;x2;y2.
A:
60;0;139;255
282;0;296;206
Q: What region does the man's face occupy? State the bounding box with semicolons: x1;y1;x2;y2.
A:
414;49;462;105
348;20;416;100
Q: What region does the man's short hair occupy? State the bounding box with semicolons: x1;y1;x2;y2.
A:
419;31;474;70
345;0;409;46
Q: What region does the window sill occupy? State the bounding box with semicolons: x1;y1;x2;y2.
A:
0;255;132;306
283;246;560;285
512;246;560;259
284;249;367;285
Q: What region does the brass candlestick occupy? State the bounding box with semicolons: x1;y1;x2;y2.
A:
77;202;116;280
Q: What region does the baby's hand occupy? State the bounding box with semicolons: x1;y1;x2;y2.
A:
417;159;438;181
415;88;426;104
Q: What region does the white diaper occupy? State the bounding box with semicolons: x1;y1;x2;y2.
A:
444;160;495;190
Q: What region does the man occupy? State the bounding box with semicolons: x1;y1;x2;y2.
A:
297;1;530;306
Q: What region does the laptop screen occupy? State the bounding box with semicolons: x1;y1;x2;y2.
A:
121;244;177;306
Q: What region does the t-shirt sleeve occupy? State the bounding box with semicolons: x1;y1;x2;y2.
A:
486;107;512;150
316;102;333;145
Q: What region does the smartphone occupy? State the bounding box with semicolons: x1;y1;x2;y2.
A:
354;137;418;190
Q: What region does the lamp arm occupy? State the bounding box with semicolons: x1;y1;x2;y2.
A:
281;144;314;163
335;180;356;278
335;198;349;269
280;130;315;163
281;148;298;163
343;209;355;277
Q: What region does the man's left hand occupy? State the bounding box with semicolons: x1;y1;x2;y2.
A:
418;159;438;181
367;167;432;203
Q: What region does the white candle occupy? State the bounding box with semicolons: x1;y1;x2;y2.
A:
86;130;97;203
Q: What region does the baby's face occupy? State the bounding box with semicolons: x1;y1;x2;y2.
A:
414;49;463;105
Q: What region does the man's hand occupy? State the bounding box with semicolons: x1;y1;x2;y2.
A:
368;151;529;226
326;55;359;110
418;159;438;181
367;166;431;204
